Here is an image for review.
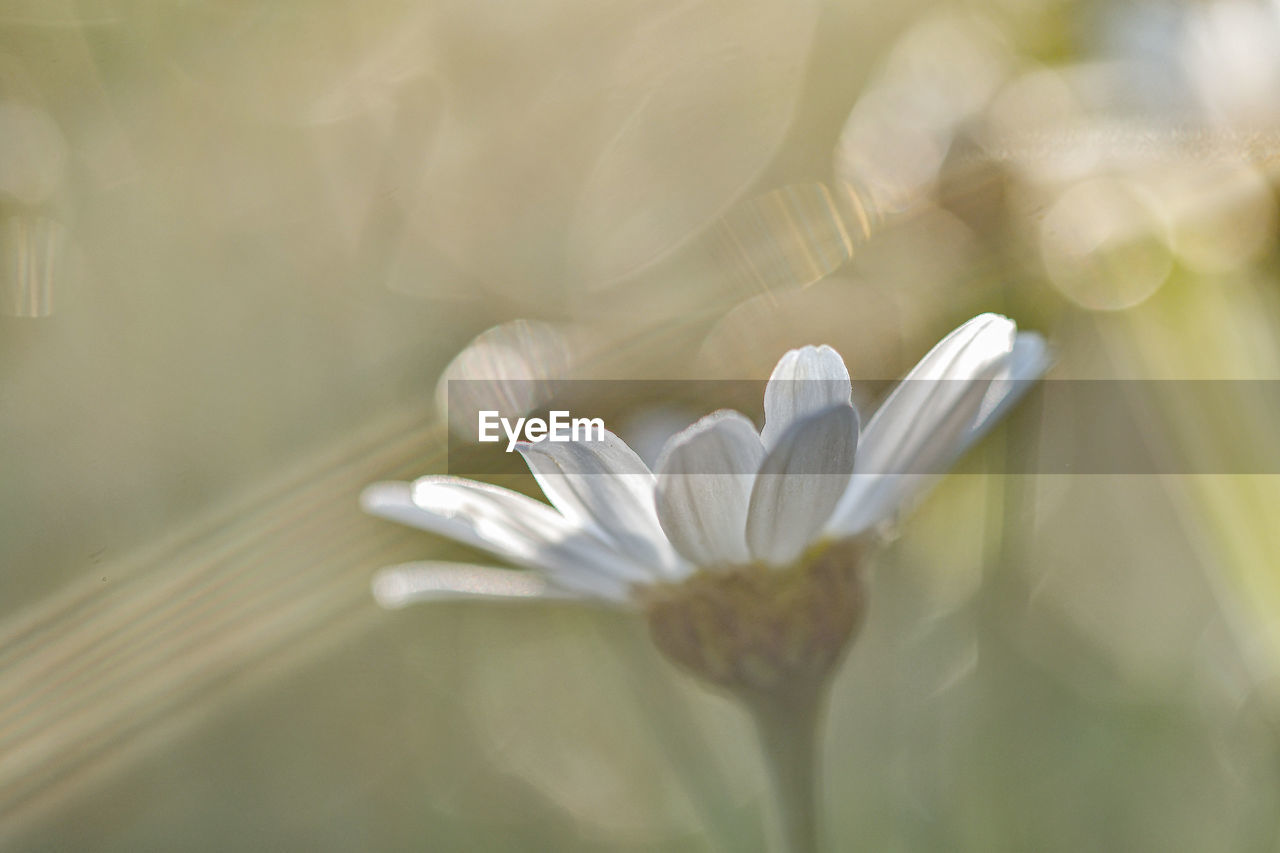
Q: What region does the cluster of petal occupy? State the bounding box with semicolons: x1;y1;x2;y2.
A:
361;313;1048;607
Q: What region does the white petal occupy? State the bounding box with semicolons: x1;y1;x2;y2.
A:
824;313;1019;537
517;430;687;578
761;344;853;450
371;562;584;609
360;478;648;600
856;313;1016;474
746;404;858;566
968;331;1050;440
361;480;447;535
654;410;765;567
824;473;933;540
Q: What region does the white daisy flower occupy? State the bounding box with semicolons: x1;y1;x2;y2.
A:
363;311;1046;852
363;312;1047;618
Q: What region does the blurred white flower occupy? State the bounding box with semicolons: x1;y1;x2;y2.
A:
1181;0;1280;125
362;313;1047;608
834;10;1012;213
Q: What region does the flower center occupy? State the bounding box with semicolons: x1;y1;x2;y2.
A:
638;539;867;703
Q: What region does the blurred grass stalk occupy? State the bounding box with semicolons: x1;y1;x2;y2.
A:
1108;275;1280;695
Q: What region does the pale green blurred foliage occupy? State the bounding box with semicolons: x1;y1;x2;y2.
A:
7;0;1280;850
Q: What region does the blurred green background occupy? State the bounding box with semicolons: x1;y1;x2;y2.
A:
6;0;1280;849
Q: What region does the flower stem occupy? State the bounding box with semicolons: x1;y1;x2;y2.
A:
748;685;825;853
